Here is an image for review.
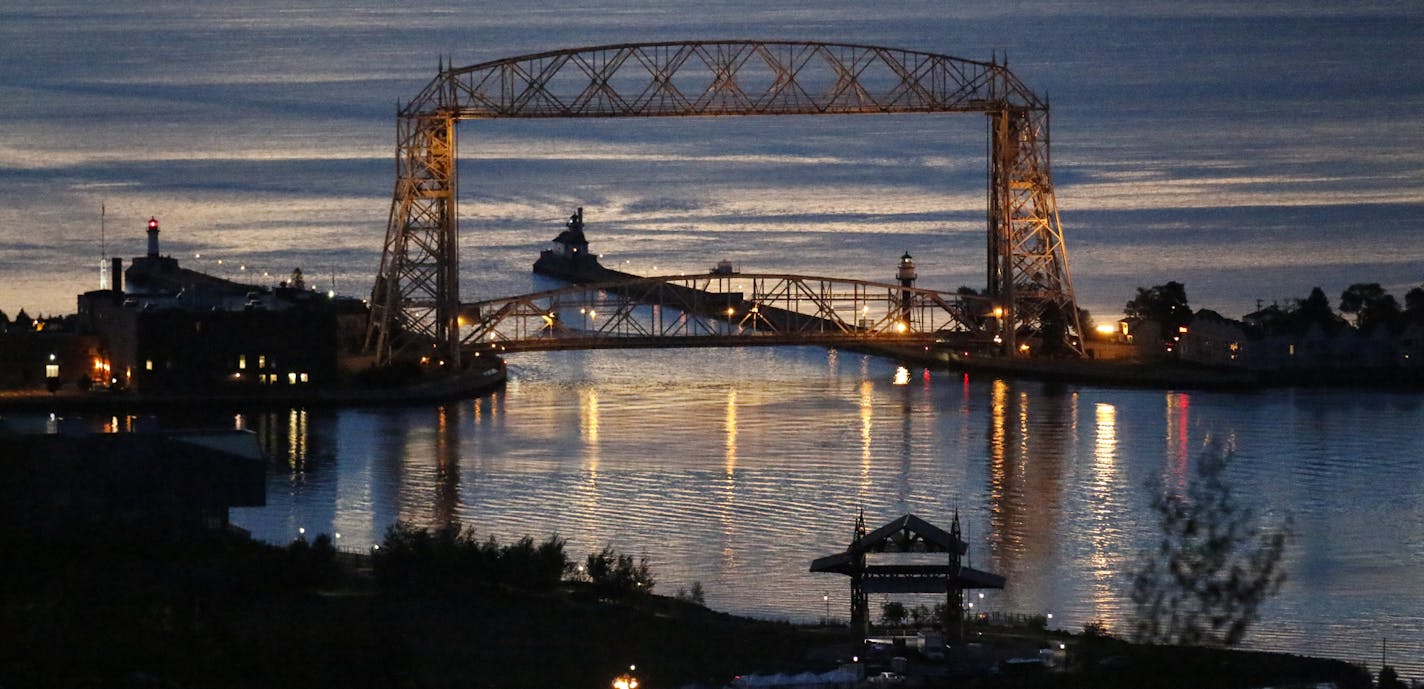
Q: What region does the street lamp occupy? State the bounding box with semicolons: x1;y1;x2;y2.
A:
612;664;638;689
823;593;830;622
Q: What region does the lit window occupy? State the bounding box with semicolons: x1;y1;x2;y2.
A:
145;359;153;371
299;372;309;383
258;355;267;369
287;372;297;385
45;364;60;378
238;355;247;369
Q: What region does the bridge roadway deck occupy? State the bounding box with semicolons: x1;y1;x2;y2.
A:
523;259;879;342
468;332;936;354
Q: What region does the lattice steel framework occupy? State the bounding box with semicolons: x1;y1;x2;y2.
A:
365;41;1083;365
458;273;991;352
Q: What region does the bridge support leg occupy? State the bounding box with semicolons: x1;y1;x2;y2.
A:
987;105;1083;356
365;112;461;367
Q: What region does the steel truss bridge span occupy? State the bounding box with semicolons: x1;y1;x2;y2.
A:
366;40;1083;365
458;273;993;354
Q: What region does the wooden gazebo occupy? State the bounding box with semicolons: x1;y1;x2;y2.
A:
810;512;1005;639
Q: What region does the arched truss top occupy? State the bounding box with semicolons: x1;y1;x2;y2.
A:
408;41;1044;119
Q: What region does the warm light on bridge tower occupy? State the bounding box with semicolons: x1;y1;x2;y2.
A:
365;41;1083;365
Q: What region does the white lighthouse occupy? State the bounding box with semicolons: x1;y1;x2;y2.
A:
146;217;161;258
896;252;916;325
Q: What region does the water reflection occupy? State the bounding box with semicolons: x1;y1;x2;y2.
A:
245;408;313;475
859;378;874;506
984;380;1073;616
1087;403;1124;620
433;405;459;526
718;385;739;582
1165;392;1191;491
724;387;737;477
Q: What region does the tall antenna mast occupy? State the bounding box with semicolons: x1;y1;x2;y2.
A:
99;203;107;289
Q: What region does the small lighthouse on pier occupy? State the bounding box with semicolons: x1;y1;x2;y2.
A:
896;252;916;324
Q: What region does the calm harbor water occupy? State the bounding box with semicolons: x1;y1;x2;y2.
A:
210;346;1424;678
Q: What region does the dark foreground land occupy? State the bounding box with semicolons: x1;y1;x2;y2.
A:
0;532;1372;689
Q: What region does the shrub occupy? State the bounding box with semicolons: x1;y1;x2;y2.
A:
372;521;568;593
585;546;655;597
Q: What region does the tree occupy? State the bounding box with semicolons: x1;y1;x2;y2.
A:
1130;441;1291;647
675;581;706;607
1339;283;1399;330
1377;666;1407;689
1292;287;1345;332
371;521;568;593
585;546;655;597
1404;285;1424;323
880;600;908;628
1125;281;1192;333
1038;301;1073;356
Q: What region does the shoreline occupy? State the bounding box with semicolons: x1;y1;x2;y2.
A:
534;248;1424;392
917;347;1424;391
0;361;507;413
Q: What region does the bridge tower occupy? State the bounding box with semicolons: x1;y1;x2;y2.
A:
985;91;1082;355
363;42;1084;365
364;99;461;366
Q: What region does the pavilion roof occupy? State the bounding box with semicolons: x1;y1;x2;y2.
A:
809;513;1005;590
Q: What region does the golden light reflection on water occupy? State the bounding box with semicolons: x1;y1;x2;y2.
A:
289;408;308;470
987;379;1012;560
578;384;600;449
719;385;739;569
1088;402;1122;619
984;381;1078;615
572;385;603;543
859;378;875;506
1094;404;1118;468
724;387;737;477
580;386;600;471
433;405;459;526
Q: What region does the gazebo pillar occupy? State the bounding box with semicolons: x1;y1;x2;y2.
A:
946;512;965;640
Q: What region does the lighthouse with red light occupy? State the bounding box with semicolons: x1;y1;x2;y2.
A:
146;217;161;258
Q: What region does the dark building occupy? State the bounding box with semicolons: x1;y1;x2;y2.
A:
64;217;362;394
0;428;265;540
0;326;105;390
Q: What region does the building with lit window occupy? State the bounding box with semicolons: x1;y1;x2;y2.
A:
67;218;358;395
